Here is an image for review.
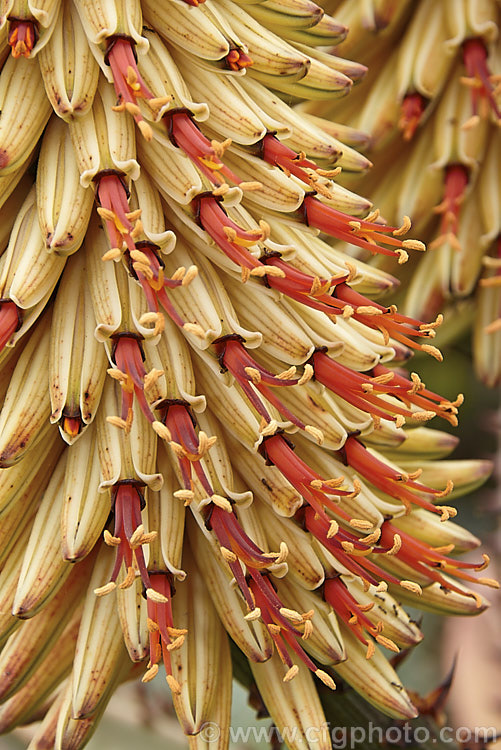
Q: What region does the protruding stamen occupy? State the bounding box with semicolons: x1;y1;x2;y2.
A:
105;36;159;139
324;577;399;656
243;572;329;686
127;242;188;329
193;193;265;272
165;110;241;185
209;504;283;572
96;483;153;594
111;335;155;425
398;93;427;140
96;173;137;255
461;38;501;123
94;582;117;597
310;351;460;426
261;134;320;184
333;284;443;357
226;47;253;71
341;436;456;518
155;400;216;496
145;572;187;689
283;665;299;682
213;335;311;431
303;506;401;592
260;433;357;522
379;522;499;601
302;195;425;261
244;607;262;621
431;165;469;251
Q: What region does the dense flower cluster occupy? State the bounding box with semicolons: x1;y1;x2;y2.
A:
0;1;498;748
321;0;501;386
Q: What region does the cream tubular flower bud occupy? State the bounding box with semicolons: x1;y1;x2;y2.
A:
0;580;83;703
0;318;53;467
0;56;52;175
61;422;110;562
333;624;418;719
116;577;149;662
49;252;108;443
96;379;162;491
0;615;80;734
250;653;332;750
38;0;100;119
73;0;147;54
146;441;187;580
72;544;131;719
12;453;72;617
0;188;66;345
142;0;230;62
36;117;94;256
0;423;62;516
188;517;273;662
138;29;209;122
68;77;139;187
170;546;232;738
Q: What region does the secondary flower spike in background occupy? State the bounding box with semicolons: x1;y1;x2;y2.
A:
320;0;501;386
0;1;498;748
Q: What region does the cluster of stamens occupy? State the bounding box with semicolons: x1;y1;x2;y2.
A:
430;165;469;252
7;18;38;58
143;574;187;693
106;37;170;141
460;38;501;127
94;482;156;596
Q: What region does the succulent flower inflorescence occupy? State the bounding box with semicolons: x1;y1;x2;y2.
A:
0;0;498;748
321;0;501;387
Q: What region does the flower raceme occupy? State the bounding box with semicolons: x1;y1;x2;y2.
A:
324;1;501;386
397;36;500;139
0;1;498;748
